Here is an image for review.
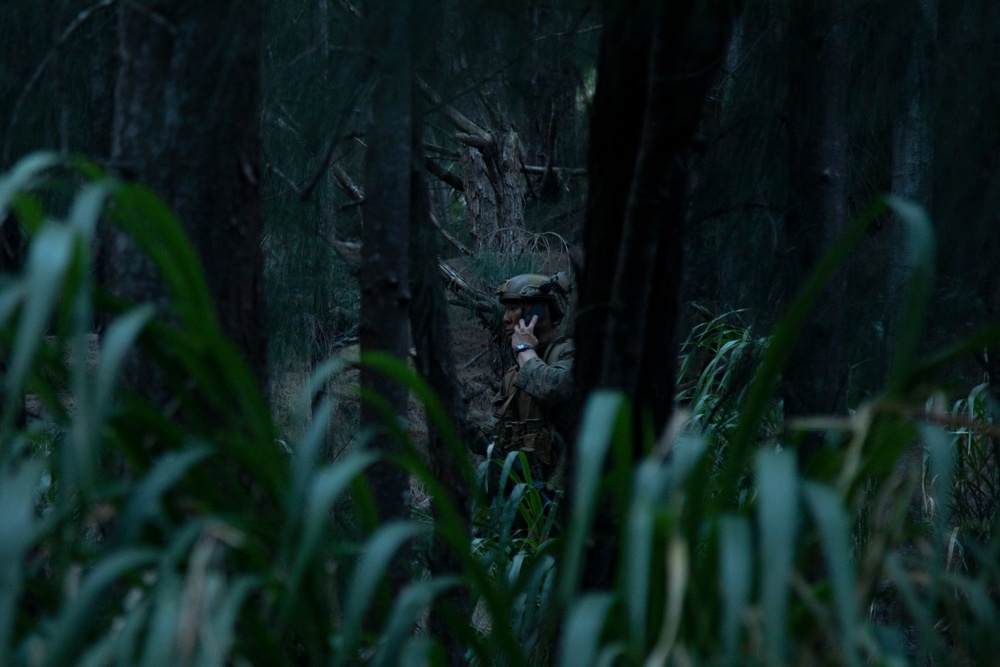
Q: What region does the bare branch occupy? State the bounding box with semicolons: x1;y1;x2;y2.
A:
331;161;365;203
430;213;472;256
425;158;465;192
299;130;366;200
333;239;362;266
521;165;586;176
266;163;303;196
439;260;495;314
454;133;493;150
424;142;460;158
416;76;492;146
339;0;364;20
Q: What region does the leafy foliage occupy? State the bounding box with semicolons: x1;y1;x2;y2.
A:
3;154;1000;666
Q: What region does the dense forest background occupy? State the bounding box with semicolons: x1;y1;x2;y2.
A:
4;1;999;410
2;1;1000;665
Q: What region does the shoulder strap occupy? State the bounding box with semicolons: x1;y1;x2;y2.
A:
540;335;568;363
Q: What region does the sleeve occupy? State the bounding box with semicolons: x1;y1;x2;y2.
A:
512;340;574;403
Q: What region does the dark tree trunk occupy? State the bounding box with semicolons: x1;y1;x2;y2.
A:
109;0;266;390
409;105;471;667
573;0;740;589
782;0;850;461
359;0;414;593
518;0;583;202
888;0;936;358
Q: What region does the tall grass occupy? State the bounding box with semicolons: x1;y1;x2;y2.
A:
2;154;1000;666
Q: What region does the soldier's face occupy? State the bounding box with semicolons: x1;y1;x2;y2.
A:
502;301;548;337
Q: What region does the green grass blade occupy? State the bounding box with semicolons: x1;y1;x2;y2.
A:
278;451;379;631
920;423;955;559
802;482;861;667
372;577;461;667
718;515;752;659
337;521;431;666
0;463;40;664
65;181;108;239
559;391;626;604
192;575;257;667
595;642;627;667
42;549;161;667
106;182;217;337
285;395;333;531
756;449;799;665
93;306;156;420
883;552;947;661
3;224;73;429
0;152;59;213
622;460;667;654
399;636;447;667
883;197;935;396
556;592;616;667
116;445;214;545
137;574;182;667
644;532;689;666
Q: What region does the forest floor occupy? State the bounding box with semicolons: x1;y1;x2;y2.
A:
271;301;500;464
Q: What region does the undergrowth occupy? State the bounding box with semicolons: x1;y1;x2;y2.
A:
1;154;1000;666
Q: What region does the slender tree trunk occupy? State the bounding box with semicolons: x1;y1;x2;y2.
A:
519;0;581;202
409;105;471;667
782;0;851;460
888;0;936;345
573;0;740;589
109;0;265;393
359;0;414;593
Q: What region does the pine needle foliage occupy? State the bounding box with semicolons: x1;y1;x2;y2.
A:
4;154;1000;666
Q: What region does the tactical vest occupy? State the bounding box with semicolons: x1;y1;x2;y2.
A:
491;337;570;479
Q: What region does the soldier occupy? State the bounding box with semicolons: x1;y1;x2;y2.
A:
479;271;574;489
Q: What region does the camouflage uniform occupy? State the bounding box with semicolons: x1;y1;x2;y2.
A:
483;336;575;485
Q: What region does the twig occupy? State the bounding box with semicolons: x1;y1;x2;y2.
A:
430;214;473;256
266;163;303;196
330;161;365;203
877;400;1000;440
463;349;489;369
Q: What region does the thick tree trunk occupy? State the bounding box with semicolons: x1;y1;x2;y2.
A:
459;125;527;254
109;0;265;393
782;0;851;458
573;0;740;589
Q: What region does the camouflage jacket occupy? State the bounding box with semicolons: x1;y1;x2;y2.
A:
483;337;575;483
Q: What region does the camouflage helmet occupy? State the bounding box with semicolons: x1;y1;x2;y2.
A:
495;271;573;323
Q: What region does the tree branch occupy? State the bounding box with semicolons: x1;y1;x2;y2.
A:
416;76;493;146
331;161;366;203
430;213;472;256
425;158;465;192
